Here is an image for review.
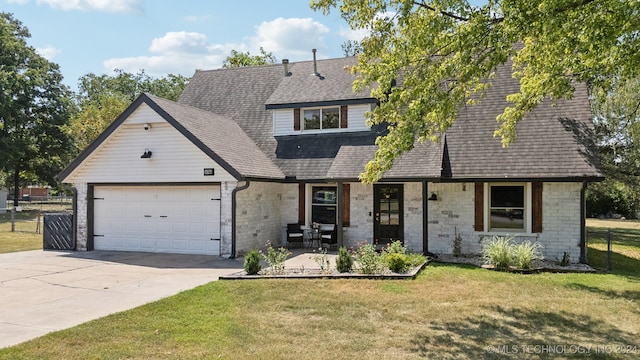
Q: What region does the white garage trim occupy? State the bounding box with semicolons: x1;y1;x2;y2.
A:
93;185;221;255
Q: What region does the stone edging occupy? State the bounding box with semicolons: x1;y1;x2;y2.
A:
219;261;429;280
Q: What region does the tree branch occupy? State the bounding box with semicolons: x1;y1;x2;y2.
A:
412;1;504;23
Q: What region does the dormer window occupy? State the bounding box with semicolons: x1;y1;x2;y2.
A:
304;107;339;130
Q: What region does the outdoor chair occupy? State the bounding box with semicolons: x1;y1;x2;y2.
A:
320;224;337;250
286;223;304;249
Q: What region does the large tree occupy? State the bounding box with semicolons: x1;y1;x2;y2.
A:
222;47;276;68
67;70;189;152
311;0;640;182
0;13;74;205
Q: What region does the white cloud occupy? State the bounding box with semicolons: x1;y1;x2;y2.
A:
149;32;210;54
339;27;368;42
34;0;142;13
103;17;334;77
35;46;61;60
252;17;330;60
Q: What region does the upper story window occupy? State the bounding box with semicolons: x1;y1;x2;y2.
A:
304;107;339;130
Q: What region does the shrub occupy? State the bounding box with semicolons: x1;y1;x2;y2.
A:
262;240;290;274
353;242;384;274
453;233;462;257
336;246;353;273
481;235;514;269
384;240;406;255
558;252;570;267
312;247;331;273
405;253;428;268
244;249;261;275
512;240;543;269
386;253;410;273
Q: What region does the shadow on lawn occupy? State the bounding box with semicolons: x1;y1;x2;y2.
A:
409;305;637;359
565;283;640;304
587;247;640;281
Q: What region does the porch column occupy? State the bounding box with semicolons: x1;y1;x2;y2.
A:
337;181;344;248
423;180;429;255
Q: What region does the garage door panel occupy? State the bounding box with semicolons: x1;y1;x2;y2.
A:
94;185;221;255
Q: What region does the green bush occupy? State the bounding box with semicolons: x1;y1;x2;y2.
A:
353;242;384;274
262;240;290;274
481;236;544;270
386;253;409;273
335;246;353;273
481;235;514;269
244;249;261;275
512;240;543;269
405;253;428;267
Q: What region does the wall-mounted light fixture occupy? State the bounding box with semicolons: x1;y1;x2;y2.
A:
143;123;151;131
141;148;152;158
428;192;438;201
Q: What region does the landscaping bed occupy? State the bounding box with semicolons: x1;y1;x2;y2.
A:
434;254;596;273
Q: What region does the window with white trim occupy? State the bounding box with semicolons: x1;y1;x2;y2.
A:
489;185;525;231
304;107;339;130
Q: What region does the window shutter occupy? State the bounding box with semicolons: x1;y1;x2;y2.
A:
294;108;301;131
298;183;305;224
340;105;348;128
474;182;484;231
532;182;543;233
342;183;350;227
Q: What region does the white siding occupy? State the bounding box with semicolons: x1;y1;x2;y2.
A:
272;104;372;136
64;104;236;183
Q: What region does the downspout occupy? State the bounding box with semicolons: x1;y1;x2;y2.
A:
580;181;587;264
230;179;250;259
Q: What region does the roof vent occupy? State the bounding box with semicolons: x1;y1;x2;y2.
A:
282;59;291;77
311;49;319;76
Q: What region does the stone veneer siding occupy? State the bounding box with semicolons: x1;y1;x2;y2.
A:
74;182;89;251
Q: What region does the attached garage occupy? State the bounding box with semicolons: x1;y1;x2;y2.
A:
92;185;221;255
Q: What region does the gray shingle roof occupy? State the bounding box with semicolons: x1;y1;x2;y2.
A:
146;94;285;180
177;56;603;182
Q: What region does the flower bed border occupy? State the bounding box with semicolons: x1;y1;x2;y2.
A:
219;261;429;280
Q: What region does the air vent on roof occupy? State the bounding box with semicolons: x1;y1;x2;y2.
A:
282;59;291;77
311;49;319;76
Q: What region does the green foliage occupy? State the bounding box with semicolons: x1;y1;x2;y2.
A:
261;241;290;274
311;0;640;183
512;241;543;270
244;250;261;275
336;246;354;273
0;13;75;201
453;233;462;257
312;247;331;273
353;241;384;274
587;180;637;218
383;240;406;255
223;47;276;68
481;235;515;269
558;252;571;267
385;253;410;273
481;235;544;270
405;253;428;268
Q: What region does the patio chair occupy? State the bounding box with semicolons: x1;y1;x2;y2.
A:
286;223;304;249
320;224;337;250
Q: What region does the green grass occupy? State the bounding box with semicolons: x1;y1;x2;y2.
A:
0;219;638;359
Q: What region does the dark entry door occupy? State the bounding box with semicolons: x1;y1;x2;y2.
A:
374;184;403;244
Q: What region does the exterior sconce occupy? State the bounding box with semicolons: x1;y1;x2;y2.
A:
428;192;438;201
141;148;152;158
143;123;151;131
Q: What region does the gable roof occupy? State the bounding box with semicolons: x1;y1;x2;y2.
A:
57;93;284;183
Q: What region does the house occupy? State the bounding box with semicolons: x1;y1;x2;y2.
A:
57;54;603;262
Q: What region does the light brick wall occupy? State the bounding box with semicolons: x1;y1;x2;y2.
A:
403;183;425;253
234;181;290;256
537;182;583;262
219;182;234;256
74;183;88;251
428;183;477;254
344;182;373;248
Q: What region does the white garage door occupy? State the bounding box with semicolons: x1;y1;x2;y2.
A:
93;185;221;255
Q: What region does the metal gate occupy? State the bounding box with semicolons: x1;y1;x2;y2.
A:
43;213;75;250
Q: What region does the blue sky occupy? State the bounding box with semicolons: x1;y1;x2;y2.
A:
4;0;357;90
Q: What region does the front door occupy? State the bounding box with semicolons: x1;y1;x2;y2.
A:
374;184;403;245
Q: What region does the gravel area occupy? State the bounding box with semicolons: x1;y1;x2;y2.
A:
432;254;596;273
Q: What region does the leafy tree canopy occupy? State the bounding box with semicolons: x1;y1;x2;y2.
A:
222;47;276;68
68;70;190;153
311;0;640;183
0;12;74;203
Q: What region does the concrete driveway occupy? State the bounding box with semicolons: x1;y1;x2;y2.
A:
0;250;243;348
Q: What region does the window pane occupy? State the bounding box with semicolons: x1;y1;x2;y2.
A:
304;109;320;130
312;206;336;224
322;108;339;129
491;186;524;208
490;209;524;229
312;186;337;204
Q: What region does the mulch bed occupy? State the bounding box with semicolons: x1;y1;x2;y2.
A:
433;254;596;273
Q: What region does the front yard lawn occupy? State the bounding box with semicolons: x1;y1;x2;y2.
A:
0;219;638;359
